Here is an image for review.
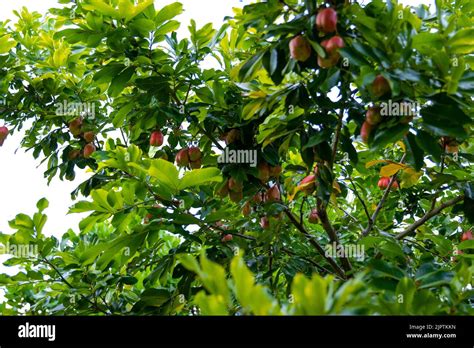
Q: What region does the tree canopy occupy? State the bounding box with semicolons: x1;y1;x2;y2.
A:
0;0;473;315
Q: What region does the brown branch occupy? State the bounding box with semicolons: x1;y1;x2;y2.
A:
316;200;352;273
362;154;406;237
284;208;347;279
395;195;464;240
281;247;339;279
330;108;344;170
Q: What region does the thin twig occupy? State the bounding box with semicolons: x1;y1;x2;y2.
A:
362;154;406;237
39;257;111;315
346;174;371;222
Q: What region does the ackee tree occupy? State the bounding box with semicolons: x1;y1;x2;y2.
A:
0;0;473;315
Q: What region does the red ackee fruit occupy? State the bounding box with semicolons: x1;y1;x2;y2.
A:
83;143;96;158
316;8;337;33
150;131;164;147
289;35;312;62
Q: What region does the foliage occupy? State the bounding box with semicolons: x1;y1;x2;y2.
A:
0;0;473;315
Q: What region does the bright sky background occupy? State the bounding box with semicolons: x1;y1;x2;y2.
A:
0;0;432;240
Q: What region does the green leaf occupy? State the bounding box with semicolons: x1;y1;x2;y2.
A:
155;2;183;24
370;259;405;280
108;67;136;97
10;214;34;230
148;159;180;191
302;129;332;149
458;240;474;250
404;133;424;171
155;20;180;37
125;0;154;22
291;273;329;315
0;35;16;55
238;52;264;81
179;168;222;190
415;130;442;162
395;277;416;313
138;288;172;307
93;64;125;84
36;198;49;212
231;253;279;315
449;28;474;54
82;0;119;18
372;124;409;150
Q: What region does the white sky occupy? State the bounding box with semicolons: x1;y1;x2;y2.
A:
0;0;431;239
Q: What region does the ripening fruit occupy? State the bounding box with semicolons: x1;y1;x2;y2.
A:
228;178;243;192
316;7;337;33
217;180;230;197
366;107;382;126
0;126;9;146
300;174;316;194
446;144;459;153
317;55;338;69
461;230;473;242
189;159;201;169
225;129;240;145
253;192;263;204
67;149;81;160
269;165;282;178
443;137;459;153
377;176;399;190
221;234;233;243
260;216;270;229
229;190;243;203
324;35;345;54
176;148;190;167
372;75;391;98
258;162;271;182
360;121;373;144
144;213;153;224
188;147;202;161
266;185;281;202
308;208;319;224
150;131;164;147
242;202;251;216
83;143;96;158
68;117;83;136
289;35;312;62
317;37;344;69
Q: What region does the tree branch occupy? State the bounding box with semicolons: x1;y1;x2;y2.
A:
284;208;347;279
395;195;464;240
362;154;406;237
316;200;352;273
346;173;371;223
39;257;111;315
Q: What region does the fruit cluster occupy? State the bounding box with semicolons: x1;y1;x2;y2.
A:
289;7;344;69
176;146;202;169
68;117;96;158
